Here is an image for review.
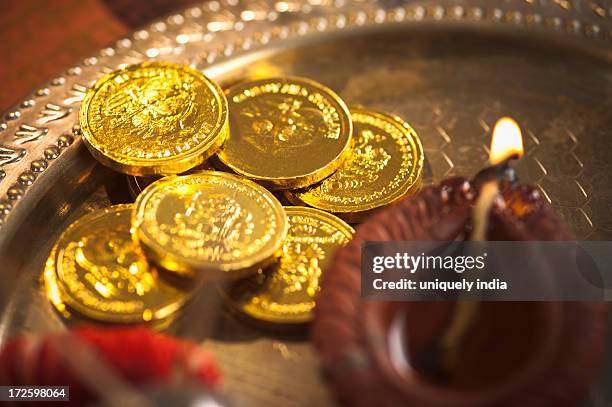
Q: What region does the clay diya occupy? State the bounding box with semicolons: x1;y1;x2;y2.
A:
312;119;607;406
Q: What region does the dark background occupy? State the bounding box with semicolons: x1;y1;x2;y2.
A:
0;0;198;112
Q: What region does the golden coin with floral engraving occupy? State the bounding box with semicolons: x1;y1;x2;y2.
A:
226;206;354;324
216;77;353;189
132;171;288;277
285;107;424;222
80;61;228;176
43;204;188;323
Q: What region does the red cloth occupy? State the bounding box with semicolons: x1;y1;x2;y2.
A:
0;326;220;405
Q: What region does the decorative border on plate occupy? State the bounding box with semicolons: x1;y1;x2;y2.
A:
0;0;609;229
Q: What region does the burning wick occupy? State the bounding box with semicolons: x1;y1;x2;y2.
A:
470;117;524;241
416;118;526;377
434;118;524;374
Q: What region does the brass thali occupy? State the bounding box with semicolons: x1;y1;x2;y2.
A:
0;0;611;405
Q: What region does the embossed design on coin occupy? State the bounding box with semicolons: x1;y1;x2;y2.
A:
241;96;334;152
227;206;354;324
132;171;287;276
217;77;352;189
286;108;424;222
102;74;197;142
161;193;256;257
70;229;152;297
43;204;187;323
80;62;228;175
324;129;392;191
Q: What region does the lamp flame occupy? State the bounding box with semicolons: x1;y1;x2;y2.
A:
489;117;524;165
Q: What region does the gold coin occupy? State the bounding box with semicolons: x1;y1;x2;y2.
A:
43;204;188;323
216;77;353;189
132;171;288;277
226;206;354;324
285;107;424;222
80;62;229;176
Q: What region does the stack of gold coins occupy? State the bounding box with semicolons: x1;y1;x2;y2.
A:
43;205;189;324
285;107;424;223
224;206;354;326
42;61;424;327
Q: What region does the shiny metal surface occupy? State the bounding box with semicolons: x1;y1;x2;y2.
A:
225;206;354;325
80;61;230;176
285;107;424;221
0;1;611;406
43;204;190;323
133;171;288;276
219;76;353;189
